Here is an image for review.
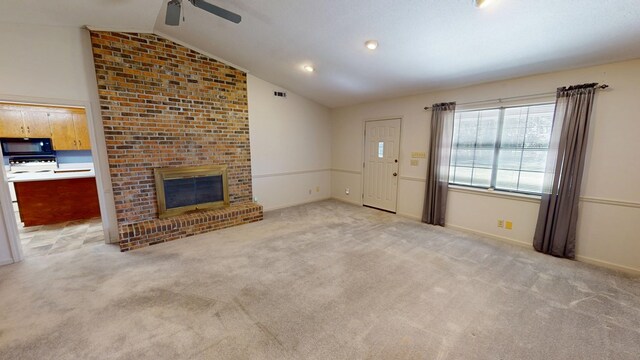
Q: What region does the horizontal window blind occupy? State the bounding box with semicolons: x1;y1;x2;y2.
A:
449;103;555;194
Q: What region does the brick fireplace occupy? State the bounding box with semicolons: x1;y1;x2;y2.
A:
89;31;263;251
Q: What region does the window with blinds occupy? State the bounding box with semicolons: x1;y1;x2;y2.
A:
449;103;555;194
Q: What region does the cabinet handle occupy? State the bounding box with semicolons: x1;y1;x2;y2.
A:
26;126;30;133
21;126;24;133
73;140;77;146
78;140;82;147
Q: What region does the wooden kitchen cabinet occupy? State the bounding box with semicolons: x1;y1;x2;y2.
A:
14;177;101;226
49;112;78;150
22;111;53;138
0;108;25;138
73;113;91;150
0;107;53;138
0;103;91;150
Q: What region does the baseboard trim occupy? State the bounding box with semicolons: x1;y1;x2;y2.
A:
397;212;421;221
446;224;640;276
263;197;331;212
330;197;362;206
445;224;532;249
0;258;15;266
575;255;640;276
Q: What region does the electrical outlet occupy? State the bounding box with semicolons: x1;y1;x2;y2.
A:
505;221;513;230
345;188;350;195
316;186;320;192
497;220;504;228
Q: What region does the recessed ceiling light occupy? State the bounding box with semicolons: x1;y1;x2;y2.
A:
303;65;315;72
365;40;378;50
474;0;494;8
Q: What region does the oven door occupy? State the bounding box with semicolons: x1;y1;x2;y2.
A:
0;138;55;156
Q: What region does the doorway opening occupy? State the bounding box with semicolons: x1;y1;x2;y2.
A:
362;118;401;213
1;102;105;257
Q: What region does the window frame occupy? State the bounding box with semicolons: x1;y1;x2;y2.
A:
448;102;555;196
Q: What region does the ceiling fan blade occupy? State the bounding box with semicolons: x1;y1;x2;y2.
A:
165;0;182;26
190;0;242;24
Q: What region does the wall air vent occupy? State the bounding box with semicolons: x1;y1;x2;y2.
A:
273;91;287;98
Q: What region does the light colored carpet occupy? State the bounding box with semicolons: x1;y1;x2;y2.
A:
0;200;638;359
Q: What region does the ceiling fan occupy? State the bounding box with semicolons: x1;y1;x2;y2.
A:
165;0;242;26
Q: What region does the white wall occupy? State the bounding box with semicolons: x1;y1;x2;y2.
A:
248;75;332;210
331;59;640;274
0;186;16;265
0;23;122;264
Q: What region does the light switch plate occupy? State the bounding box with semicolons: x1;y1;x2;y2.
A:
411;151;426;159
410;159;419;166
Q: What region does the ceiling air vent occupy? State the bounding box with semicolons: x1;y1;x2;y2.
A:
273;91;287;98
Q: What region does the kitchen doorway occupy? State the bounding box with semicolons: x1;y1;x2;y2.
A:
1;102;105;257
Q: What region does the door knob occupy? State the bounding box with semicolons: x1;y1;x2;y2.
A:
393;172;398;176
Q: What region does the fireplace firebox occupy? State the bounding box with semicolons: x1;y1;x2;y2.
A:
154;165;229;218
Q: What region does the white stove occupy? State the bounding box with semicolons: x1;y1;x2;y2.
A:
8;156;58;174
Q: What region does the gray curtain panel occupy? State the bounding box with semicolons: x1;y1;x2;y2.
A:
422;102;456;226
533;83;598;259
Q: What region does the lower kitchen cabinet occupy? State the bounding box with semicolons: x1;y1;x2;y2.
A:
14;177;101;226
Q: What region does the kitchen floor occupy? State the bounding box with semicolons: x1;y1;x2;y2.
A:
17;211;104;257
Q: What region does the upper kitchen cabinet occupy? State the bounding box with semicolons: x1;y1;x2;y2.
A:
0;106;52;138
0;108;25;138
49;112;78;150
0;103;91;150
49;110;92;150
72;113;91;150
22;111;53;138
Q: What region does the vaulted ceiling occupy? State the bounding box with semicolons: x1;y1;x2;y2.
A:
3;0;640;107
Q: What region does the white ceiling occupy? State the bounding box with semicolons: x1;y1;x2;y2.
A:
3;0;640;108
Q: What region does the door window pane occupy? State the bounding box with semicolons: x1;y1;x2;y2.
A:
378;142;384;158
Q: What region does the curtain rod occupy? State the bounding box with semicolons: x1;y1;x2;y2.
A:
423;84;609;110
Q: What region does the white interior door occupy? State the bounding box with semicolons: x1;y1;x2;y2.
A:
363;119;401;212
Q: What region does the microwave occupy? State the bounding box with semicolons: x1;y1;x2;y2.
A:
0;138;55;156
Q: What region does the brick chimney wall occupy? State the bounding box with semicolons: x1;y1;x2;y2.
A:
89;31;262;251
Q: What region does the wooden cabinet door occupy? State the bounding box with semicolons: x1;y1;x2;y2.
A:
0;108;26;138
49;112;77;150
72;113;91;150
22;111;52;138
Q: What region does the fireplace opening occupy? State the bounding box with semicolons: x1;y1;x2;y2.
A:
154;165;229;218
